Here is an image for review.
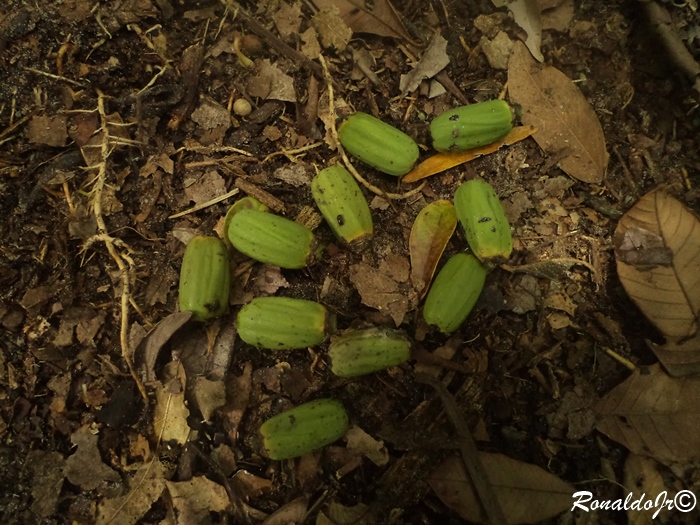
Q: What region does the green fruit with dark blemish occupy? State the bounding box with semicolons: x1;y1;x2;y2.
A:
430;100;513;152
454;179;513;264
312;165;373;250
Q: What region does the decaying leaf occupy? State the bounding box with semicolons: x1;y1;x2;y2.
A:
508;42;608;183
409;200;457;298
311;6;353;51
614;190;700;345
154;361;191;445
314;0;415;43
166;476;230;523
247;59;296;102
596;364;700;463
427;452;575;524
401;125;536;183
623;454;673;525
399;33;450;95
64;425;121;491
317;501;375;525
492;0;543;62
96;459;166;525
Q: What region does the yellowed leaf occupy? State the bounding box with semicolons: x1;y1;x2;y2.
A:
402;125;536;183
409;200;457;298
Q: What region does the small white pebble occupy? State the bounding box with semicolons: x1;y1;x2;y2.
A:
233;98;252;117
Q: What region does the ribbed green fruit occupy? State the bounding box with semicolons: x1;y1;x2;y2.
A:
338;112;419;176
328;327;412;377
423;253;487;333
178;236;230;322
223;197;268;249
227;208;316;269
237;296;335;350
430;100;513;152
260;398;349;460
454;179;513;264
312;165;373;250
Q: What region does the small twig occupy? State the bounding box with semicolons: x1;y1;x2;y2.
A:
262;142;323;163
416;374;508;525
168;188;240;219
24;66;89;88
318;54;426;201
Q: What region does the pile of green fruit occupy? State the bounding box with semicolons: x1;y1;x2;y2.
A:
177;100;515;460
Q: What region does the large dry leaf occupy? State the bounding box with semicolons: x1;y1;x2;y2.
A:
596;363;700;463
508;41;608;183
623;454;671;525
492;0;543;62
314;0;415;43
614;189;700;341
427;452;575;524
409;200;457;299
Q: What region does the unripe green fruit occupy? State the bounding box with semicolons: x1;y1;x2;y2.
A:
338;112;419;176
454;179;513;264
227;208;317;269
328;327;412;377
237;296;335;350
423;253;487;333
312;165;373;250
178;236;230;321
260;398;349;460
430;100;513;152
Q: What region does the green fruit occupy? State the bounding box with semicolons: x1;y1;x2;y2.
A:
430;100;513;152
312;165;373;250
227;208;317;269
423;253;487;333
454;179;513;264
338;112;419;176
223;197;268;249
260;398;349;460
178;236;230;322
328;327;412;377
237;296;335;350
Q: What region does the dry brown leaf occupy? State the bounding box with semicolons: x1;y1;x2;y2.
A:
623;454;671;525
614;189;700;344
96;459;166;525
492;0;543;61
314;0;415;43
349;258;415;326
596;363;700;463
64;425;121;491
166;476;230;523
508;41;608;183
401;125;536;183
399;33;449;95
153;361;191;445
427;452;575;524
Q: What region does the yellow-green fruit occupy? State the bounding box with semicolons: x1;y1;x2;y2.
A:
178;236;230;322
260;398;349;460
454;179;513;264
430;100;513;152
227;208;316;269
312;166;373;250
329;327;412;377
423;253;487;333
237;296;335;350
338;112;419;176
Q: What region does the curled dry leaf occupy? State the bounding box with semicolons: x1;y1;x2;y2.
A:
427;452;575;524
613;189;700;375
596;364;700;463
409;200;457;299
508;41;608;183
